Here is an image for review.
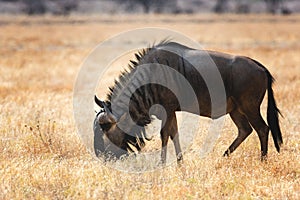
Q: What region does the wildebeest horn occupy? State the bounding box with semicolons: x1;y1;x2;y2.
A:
94;95;105;108
94;95;117;124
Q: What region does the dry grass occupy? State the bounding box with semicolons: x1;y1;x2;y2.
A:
0;14;299;199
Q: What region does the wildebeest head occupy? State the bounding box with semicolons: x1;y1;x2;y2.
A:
93;96;146;160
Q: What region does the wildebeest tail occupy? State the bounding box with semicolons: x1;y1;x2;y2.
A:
266;70;283;152
248;58;283;152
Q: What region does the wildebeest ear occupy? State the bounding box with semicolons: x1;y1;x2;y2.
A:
97;112;116;124
94;95;105;108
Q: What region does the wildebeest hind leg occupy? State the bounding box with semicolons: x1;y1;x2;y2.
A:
244;110;269;160
224;109;253;156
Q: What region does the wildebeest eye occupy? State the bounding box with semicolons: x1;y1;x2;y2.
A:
100;123;113;131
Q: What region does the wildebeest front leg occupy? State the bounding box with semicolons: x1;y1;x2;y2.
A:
171;132;183;164
160;112;182;165
160;129;169;165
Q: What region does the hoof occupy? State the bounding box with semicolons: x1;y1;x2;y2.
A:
158;160;166;167
261;155;268;162
223;150;231;157
177;158;183;167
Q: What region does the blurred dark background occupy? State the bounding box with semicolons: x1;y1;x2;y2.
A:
0;0;299;15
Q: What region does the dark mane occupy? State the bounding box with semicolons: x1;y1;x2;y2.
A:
105;39;171;153
106;39;171;102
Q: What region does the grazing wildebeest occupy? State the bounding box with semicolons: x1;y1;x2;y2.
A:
94;41;282;164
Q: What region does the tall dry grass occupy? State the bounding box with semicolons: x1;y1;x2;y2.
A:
0;14;299;199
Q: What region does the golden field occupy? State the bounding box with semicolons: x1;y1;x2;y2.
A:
0;14;299;199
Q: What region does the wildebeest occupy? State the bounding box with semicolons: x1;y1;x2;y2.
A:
94;41;282;164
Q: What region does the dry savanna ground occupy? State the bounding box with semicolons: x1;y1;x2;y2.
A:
0;14;299;199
